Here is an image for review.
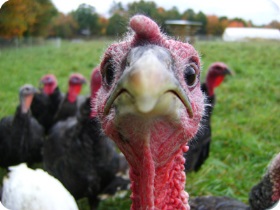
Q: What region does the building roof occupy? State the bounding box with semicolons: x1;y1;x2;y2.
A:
223;27;280;41
165;20;202;26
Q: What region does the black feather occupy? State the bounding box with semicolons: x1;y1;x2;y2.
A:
31;87;63;133
0;107;44;168
43;97;129;209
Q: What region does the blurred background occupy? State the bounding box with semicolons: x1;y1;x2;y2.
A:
0;0;280;46
0;1;279;210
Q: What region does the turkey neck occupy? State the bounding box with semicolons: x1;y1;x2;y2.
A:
129;146;188;210
113;119;190;210
21;95;33;114
205;75;225;97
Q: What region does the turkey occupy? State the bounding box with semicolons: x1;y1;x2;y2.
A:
43;67;129;209
189;152;280;210
1;163;78;210
270;201;280;210
0;84;44;168
185;62;232;172
0;201;9;210
53;73;86;123
31;74;63;133
94;15;204;209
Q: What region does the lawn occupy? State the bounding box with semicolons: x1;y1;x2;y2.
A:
0;39;279;209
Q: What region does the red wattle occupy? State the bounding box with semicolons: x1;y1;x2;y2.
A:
67;84;82;103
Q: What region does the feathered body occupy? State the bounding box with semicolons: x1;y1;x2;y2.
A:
43;68;129;209
190;196;249;210
0;201;9;210
31;74;63;133
1;163;78;210
52;73;86;123
269;201;280;210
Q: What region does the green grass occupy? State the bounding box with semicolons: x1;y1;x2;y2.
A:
188;41;280;202
0;39;279;209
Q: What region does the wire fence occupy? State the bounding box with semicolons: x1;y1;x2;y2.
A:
0;35;224;50
0;37;62;49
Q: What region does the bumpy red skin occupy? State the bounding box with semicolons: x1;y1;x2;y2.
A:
95;15;204;210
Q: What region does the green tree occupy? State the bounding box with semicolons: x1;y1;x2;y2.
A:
0;0;38;38
0;0;57;38
72;4;101;36
48;13;78;38
27;0;58;36
106;13;127;36
195;11;207;34
127;0;158;19
182;9;196;21
164;6;181;20
160;6;181;33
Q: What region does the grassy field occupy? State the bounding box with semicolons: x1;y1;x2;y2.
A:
0;39;279;209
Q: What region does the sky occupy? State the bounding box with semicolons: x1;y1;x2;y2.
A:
1;0;280;25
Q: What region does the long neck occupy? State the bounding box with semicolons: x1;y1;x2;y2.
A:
205;74;224;97
12;106;31;152
20;95;33;114
111;119;190;210
129;146;189;210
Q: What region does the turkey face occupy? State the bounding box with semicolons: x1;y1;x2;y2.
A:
103;44;194;121
67;73;86;103
40;74;57;95
69;73;87;85
97;42;204;155
206;62;232;94
19;84;37;113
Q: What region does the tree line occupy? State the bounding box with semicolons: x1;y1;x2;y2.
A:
0;0;279;39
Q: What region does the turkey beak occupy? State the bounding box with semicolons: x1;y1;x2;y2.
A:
104;51;193;118
81;78;87;84
224;68;232;75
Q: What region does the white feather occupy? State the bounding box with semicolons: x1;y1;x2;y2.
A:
268;201;280;210
0;201;9;210
1;163;78;210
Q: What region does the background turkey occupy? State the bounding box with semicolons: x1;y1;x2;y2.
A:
0;84;44;168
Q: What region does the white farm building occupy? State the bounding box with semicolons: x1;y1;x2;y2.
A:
223;27;280;41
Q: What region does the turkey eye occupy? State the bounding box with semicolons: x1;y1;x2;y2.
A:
103;60;115;86
70;77;79;83
184;65;197;86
